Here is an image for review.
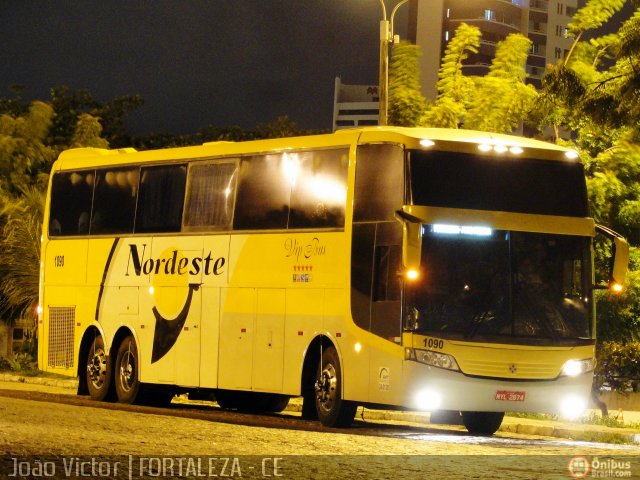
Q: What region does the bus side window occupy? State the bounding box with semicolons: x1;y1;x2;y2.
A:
354;144;404;222
351;144;404;342
135;165;186;233
288;148;348;229
351;223;376;331
49;171;94;237
183;161;238;231
371;224;402;342
234;154;291;230
373;244;402;302
91;167;138;235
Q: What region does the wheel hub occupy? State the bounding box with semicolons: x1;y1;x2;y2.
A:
315;364;337;411
119;351;136;392
87;349;106;389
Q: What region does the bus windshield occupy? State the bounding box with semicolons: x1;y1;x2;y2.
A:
408;150;588;217
406;228;593;346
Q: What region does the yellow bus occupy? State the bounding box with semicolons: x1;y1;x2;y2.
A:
38;127;628;434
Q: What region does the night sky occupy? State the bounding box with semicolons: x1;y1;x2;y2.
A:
1;1;409;135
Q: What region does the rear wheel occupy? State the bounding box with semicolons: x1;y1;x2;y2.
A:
315;346;357;427
86;336;112;401
461;411;504;435
114;336;140;404
261;394;289;413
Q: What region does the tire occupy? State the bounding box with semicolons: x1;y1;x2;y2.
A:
214;390;238;410
461;411;504;435
114;336;141;404
261;394;290;413
315;346;357;427
86;336;113;401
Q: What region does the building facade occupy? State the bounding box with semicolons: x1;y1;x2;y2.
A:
331;0;580;130
332;77;380;131
408;0;579;101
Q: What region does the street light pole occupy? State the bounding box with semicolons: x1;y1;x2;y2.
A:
377;0;408;126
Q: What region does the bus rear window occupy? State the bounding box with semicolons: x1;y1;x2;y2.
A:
49;171;94;236
408;150;589;217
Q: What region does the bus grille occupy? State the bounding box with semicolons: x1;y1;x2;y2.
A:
461;359;558;379
48;306;75;368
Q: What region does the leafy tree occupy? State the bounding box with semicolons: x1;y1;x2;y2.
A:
465;34;537;133
388;41;427;127
535;1;640;399
48;86;142;148
254;115;308;139
0;100;56;194
0;187;44;328
387;24;537;133
71;113;109;149
421;23;480;128
0;85;29;117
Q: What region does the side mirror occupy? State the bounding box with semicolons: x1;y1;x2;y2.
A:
611;235;629;287
595;225;629;292
395;210;422;275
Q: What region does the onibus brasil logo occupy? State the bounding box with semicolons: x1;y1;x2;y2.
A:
568;456;632;478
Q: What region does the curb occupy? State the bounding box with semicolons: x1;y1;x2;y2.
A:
0;372;78;390
2;372;639;444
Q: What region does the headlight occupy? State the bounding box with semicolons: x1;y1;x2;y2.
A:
561;358;595;377
406;348;460;372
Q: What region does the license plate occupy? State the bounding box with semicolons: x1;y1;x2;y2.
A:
495;390;526;402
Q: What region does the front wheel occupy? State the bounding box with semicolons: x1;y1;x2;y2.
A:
461;411;504;435
315;346;357;427
86;336;113;401
114;336;140;404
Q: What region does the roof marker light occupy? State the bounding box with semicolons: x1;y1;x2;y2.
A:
565;150;579;160
509;146;524;154
493;144;508;153
478;144;492;152
420;139;435;148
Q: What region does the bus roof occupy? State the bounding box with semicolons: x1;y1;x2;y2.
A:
53;127;575;171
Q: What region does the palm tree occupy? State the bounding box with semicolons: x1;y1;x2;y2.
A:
0;187;45;354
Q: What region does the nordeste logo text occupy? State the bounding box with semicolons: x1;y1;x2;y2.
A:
125;243;226;277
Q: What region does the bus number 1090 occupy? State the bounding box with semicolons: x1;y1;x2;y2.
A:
423;337;444;350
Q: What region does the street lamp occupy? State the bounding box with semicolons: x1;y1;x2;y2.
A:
377;0;409;126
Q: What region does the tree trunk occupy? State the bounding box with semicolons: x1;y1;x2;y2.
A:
591;388;608;417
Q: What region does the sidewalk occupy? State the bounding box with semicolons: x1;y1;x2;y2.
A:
2;372;639;444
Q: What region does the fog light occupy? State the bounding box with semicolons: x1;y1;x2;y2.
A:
415;389;442;411
561;395;587;419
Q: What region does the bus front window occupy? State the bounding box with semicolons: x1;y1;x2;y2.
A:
405;228;593;346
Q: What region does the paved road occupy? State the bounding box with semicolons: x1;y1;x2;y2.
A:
1;388;639;479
